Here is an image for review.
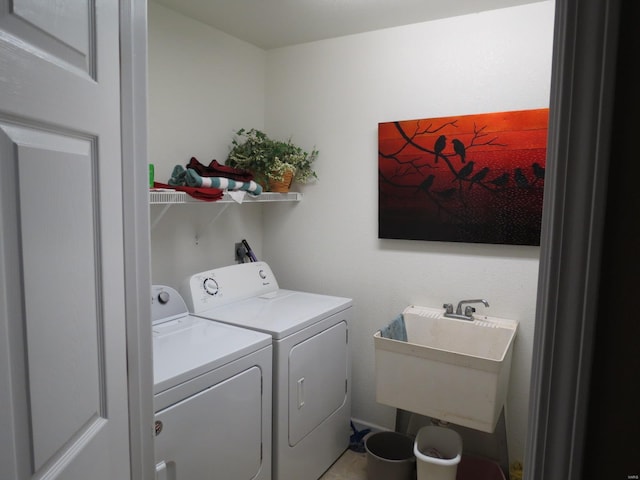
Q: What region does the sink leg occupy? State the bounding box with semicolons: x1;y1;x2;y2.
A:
394;408;413;435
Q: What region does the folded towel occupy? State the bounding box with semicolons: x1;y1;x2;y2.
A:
168;164;187;186
186;169;263;195
188;157;254;182
379;314;407;342
168;165;263;195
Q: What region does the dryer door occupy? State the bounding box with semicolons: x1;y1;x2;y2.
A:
155;366;264;479
288;321;348;445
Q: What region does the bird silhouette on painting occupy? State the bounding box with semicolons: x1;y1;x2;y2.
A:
452;139;466;163
433;135;446;164
434;187;457;200
489;172;509;188
468;167;490;190
514;168;530;188
452;161;475;182
416;175;435;193
532;162;545;180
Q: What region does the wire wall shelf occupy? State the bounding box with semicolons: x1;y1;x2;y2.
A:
149;190;303;232
149;190;302;205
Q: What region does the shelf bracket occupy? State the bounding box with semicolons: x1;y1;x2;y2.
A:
194;203;231;243
150;203;172;230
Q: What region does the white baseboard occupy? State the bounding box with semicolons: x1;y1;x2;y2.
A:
350;417;389;435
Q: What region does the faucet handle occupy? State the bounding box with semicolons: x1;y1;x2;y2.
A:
443;303;454;314
464;306;476;317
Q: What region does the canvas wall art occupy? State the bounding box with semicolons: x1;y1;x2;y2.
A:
378;108;549;245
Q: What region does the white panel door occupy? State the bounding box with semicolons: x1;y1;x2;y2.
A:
0;1;131;479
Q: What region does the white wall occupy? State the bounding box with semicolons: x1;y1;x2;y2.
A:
148;3;268;284
147;0;555;467
263;2;554;465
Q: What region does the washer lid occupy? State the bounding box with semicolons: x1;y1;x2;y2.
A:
196;289;353;339
152;314;271;394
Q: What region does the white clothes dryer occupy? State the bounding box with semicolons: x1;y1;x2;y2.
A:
151;285;273;480
181;262;353;480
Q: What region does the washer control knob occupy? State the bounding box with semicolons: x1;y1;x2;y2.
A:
158;291;170;304
203;277;219;296
259;269;267;280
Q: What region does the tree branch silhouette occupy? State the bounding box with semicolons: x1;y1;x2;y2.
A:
379;117;545;227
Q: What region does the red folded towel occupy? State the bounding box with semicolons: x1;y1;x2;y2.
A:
187;157;254;182
153;182;224;202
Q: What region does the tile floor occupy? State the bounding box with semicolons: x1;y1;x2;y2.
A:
319;449;368;480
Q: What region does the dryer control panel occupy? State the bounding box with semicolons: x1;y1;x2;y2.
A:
181;261;279;314
151;285;189;325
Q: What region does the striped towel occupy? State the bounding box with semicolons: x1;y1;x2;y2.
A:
169;165;262;195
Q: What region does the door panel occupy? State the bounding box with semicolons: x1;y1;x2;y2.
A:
7;123;103;471
12;0;90;53
0;0;94;75
154;367;264;480
288;321;348;446
0;1;131;479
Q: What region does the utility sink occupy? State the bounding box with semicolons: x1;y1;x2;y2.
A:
374;305;518;433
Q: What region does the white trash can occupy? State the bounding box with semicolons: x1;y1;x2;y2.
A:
414;426;462;480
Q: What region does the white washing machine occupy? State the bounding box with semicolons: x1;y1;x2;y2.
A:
151;285;273;480
180;262;353;480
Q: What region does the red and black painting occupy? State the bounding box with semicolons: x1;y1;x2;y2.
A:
378;108;549;245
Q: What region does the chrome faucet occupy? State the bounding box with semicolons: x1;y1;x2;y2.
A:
442;299;490;321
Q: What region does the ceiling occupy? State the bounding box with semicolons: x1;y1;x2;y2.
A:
151;0;547;50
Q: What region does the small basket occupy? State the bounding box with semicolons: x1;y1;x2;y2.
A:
268;169;294;192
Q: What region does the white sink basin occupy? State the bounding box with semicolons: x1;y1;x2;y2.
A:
374;305;518;433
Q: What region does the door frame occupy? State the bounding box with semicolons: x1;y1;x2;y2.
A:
119;1;154;479
119;1;629;478
526;1;621;479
